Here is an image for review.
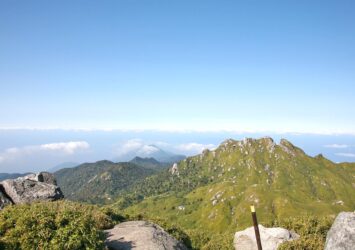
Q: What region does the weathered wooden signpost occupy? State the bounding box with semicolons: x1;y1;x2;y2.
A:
250;205;263;250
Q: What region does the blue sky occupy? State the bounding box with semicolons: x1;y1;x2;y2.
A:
1;1;355;172
0;0;354;133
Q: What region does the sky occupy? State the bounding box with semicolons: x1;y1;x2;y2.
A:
0;1;355;172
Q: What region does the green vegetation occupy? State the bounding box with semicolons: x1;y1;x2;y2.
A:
0;200;336;250
0;201;124;250
129;156;169;170
98;137;353;250
6;137;351;249
54;160;157;204
119;138;354;235
270;215;334;250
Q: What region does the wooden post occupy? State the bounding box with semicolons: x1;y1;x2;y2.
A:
250;205;262;250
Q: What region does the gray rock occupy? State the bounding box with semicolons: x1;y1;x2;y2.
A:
0;177;63;205
21;172;57;185
105;221;187;250
36;172;58;185
0;186;13;209
234;224;299;250
325;212;355;250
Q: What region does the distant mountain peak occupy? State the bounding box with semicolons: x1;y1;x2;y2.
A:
130;156;160;165
113;144;186;163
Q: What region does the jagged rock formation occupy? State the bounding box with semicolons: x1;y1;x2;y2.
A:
234;224;299;250
324;212;355;250
0;172;63;209
105;221;188;250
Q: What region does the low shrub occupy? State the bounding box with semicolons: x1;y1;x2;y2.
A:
267;215;334;250
0;201;120;250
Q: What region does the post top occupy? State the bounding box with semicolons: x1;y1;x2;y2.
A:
250;205;255;212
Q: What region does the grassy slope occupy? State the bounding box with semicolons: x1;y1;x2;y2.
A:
120;138;355;234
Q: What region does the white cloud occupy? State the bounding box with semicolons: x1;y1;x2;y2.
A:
176;143;216;154
115;139;144;156
40;141;89;154
137;145;159;155
154;141;170;147
0;141;90;164
335;153;355;158
115;139;163;158
324;144;349;149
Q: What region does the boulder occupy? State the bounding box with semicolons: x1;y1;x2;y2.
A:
105;221;188;250
324;212;355;250
0;173;63;205
234;224;299;250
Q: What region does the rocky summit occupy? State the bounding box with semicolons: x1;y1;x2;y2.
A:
0;172;63;209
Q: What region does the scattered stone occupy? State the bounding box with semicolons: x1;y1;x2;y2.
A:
333;200;344;206
177;205;185;211
324;212;355;250
105;221;188;250
234;224;299;250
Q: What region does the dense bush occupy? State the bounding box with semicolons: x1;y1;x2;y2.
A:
267;215;334;250
0;201;118;250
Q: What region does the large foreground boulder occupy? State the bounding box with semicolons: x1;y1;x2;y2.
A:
105;221;188;250
234;224;299;250
0;172;63;206
324;212;355;250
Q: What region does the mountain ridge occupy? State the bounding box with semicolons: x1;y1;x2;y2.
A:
119;137;355;234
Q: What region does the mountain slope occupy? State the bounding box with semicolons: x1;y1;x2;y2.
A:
54;160;156;204
129;157;169;170
119;137;355;234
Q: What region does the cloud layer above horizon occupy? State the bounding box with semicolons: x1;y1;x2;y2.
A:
0;130;354;173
